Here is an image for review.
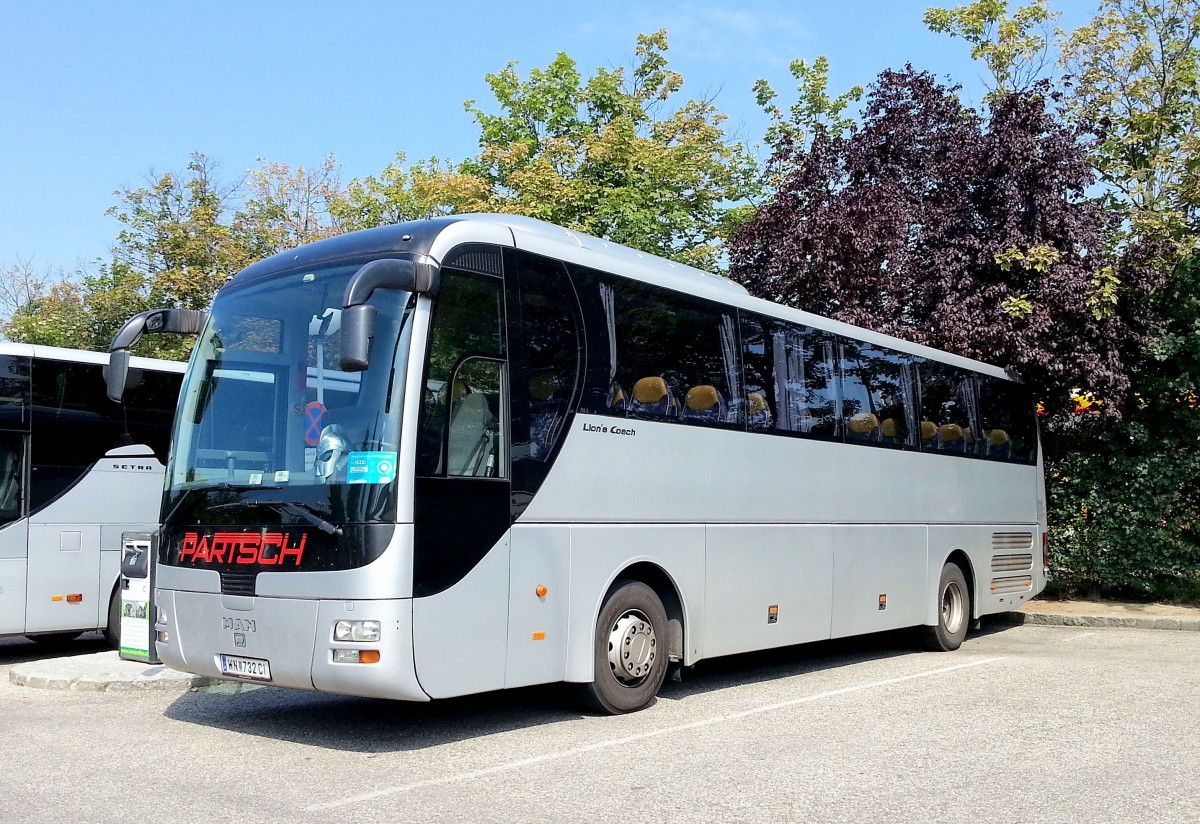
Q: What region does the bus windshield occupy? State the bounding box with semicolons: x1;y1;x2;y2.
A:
163;262;415;526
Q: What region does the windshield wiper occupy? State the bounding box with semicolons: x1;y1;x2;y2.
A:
210;499;343;536
161;483;284;529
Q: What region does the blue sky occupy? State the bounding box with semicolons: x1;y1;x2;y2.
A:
1;0;1097;273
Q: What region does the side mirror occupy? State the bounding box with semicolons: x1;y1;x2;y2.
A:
107;308;207;402
339;257;438;372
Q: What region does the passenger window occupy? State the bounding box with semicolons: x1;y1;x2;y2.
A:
978;378;1037;464
772;323;839;439
0;432;24;527
740;315;775;431
508;251;580;467
416;270;506;477
567;268;740;427
840;342;917;449
918;363;979;455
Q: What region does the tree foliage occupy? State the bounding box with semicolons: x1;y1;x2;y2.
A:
924;0;1061;98
455;31;761;270
730;67;1157;411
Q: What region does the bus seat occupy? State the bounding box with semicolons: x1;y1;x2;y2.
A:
986;428;1011;459
847;412;879;438
939;423;965;452
607;382;627;414
528;370;565;459
629;376;679;418
447;392;497;476
746;392;773;428
881;417;899;438
682;385;725;423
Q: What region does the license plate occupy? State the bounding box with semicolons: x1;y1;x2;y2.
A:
219;654;272;681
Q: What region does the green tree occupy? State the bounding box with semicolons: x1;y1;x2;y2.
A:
924;0;1061;98
458;31;761;271
1061;0;1200;247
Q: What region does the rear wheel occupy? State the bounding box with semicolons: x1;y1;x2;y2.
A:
103;585;121;650
577;580;669;715
921;562;970;652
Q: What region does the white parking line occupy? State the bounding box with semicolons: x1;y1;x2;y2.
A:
306;655;1004;812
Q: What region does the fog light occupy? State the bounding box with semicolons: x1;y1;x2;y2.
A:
333;619;381;642
333;649;360;663
156;631;170;643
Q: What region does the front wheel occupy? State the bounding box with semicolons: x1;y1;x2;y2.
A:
577;580;669;715
920;562;971;652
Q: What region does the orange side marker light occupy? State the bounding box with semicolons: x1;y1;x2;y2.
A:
532;632;546;640
66;594;83;603
535;585;548;598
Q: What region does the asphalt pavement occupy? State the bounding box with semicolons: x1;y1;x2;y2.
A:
9;597;1199;691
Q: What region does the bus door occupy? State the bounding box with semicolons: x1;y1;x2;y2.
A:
0;431;28;634
501;250;581;690
411;263;513;698
0;354;30;634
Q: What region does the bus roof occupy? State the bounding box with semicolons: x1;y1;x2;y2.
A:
0;341;186;373
225;214;1017;381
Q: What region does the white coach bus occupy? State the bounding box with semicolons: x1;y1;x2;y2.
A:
0;343;183;647
107;215;1047;713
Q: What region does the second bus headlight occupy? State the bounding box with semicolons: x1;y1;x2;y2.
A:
334;620;381;642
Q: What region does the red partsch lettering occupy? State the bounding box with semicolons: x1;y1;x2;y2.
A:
178;531;307;566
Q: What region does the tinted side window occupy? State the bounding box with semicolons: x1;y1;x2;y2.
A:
740;314;774;432
416;270;507;477
0;432;24;527
839;342;917;449
507;251;581;491
0;354;31;430
772;322;839;440
917;362;979;455
572;269;740;428
978;377;1037;464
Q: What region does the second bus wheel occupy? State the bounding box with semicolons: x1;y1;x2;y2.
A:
921;561;971;652
578;580;669;714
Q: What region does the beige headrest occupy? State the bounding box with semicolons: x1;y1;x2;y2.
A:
632;377;669;404
920;420;937;441
686;385;720;411
747;392;767;416
940;423;963;442
848;412;879;434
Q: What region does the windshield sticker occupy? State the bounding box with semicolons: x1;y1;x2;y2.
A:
274;470;290;483
248;473;263;485
347;451;397;485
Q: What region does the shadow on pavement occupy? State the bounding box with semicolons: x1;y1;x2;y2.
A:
161;622;1022;754
0;632;109;667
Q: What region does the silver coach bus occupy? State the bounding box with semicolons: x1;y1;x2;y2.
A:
108;215;1046;713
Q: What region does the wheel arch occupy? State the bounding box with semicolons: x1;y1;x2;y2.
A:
934;548;977;622
601;561;687;667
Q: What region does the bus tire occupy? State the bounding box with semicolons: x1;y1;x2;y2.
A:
104;585;121;650
921;562;970;652
577;580;669;715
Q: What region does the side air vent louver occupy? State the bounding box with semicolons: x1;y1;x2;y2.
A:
992;532;1034;551
444;244;502;277
991;575;1033;594
992;553;1034;572
220;571;257;597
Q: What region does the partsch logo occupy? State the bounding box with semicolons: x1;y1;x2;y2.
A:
181;532;307;566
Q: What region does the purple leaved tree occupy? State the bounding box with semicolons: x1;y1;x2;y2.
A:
729;66;1161;412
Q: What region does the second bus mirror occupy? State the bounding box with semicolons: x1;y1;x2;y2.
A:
106;350;131;404
339;304;377;372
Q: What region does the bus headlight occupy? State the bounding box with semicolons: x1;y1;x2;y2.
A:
334;620;381;642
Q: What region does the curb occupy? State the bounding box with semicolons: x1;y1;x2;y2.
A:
996;611;1200;632
9;655;218;692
